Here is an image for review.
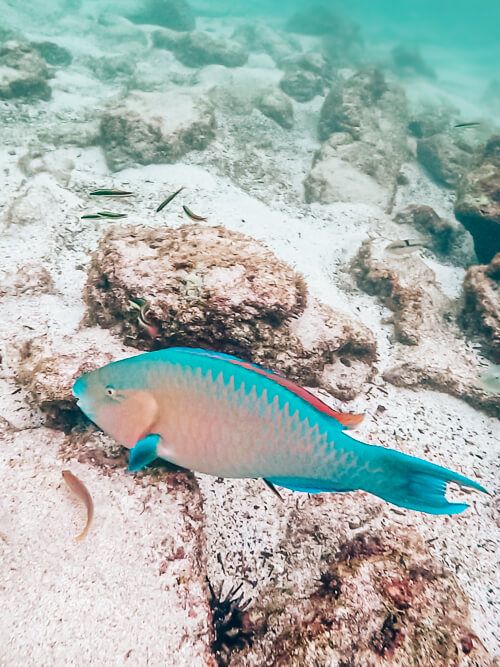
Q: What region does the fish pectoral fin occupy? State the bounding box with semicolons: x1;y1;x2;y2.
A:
128;434;162;472
266;476;356;494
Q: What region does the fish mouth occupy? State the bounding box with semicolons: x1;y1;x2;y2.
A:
72;376;86;399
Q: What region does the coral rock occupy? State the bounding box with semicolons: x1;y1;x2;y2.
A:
306;70;408;209
31;41;72;66
0;41;51;101
417;133;475;188
256;89;294;129
351;238;446;345
99;90;216;170
231;23;301;65
394;204;465;256
233;527;495;666
130;0;195;31
154;29;248;68
84;224;376;400
14;329;134;430
279;68;323;102
455;135;500;263
462;253;500;362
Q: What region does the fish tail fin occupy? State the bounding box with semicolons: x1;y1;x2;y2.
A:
359;444;489;515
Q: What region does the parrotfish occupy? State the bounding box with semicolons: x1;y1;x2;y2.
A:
72;347;488;515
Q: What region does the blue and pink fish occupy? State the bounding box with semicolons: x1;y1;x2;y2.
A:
72;347;488;515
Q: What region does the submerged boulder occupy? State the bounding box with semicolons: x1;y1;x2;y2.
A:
279;68;324;103
305;69;407;209
391;44;436;79
153;29;248;68
417;133;476;188
394;204;467;258
31;41;72;66
0;41;51;101
231;22;301;65
351;238;446;345
462;253;500;362
256;89;294;129
14;329;134;430
455;135;500;263
130;0;195;31
99;90;216;170
84;224;376;400
232;527;494;666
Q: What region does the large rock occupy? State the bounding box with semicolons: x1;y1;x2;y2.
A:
417;133;476;188
83;224;376;400
231;527;495;666
305;70;408;209
130;0;195;31
351;238;446;345
0;41;51;101
231;22;301;65
455;135;500;263
14;328;134;430
462;253;500;362
256;89;294;129
394;204;467;258
31;41;72;66
279;68;324;103
99;90;216;170
153;29;248;68
391;44;436;79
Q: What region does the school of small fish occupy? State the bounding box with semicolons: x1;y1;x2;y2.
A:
80;185;208;221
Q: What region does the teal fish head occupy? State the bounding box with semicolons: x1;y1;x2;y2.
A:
72;361;159;448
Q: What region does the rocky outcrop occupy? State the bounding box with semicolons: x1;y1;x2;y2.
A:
99;90;216;170
351;238;446;345
279;68;324;103
31;41;72;66
462;253;500;362
153;29;248;68
256;89;294;129
279;52;332;102
130;0;195;31
0;41;51;101
231;22;301;65
417;133;476;188
305;69;408;209
231;528;494;666
83;224;376;400
455;135;500;263
14;329;134;430
391;44;436;79
394;204;466;257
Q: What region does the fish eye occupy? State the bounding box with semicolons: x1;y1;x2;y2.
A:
105;385;116;397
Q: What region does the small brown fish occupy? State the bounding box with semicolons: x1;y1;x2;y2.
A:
156;186;184;213
62;470;94;542
90;189;133;197
385;239;423;256
454;122;481;128
183;205;207;221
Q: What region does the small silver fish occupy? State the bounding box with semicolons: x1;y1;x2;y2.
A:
90;189;133;197
454;122;481;129
385;239;423;256
156;186;184;213
480;365;500;395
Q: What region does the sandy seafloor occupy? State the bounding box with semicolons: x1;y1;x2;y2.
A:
0;2;499;665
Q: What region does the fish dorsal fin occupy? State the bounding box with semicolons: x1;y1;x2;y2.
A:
174;347;364;429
